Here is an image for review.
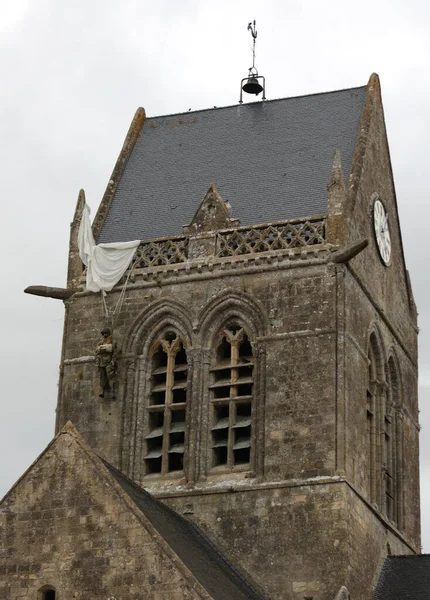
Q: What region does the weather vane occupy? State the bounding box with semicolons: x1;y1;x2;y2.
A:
248;21;258;74
239;19;266;103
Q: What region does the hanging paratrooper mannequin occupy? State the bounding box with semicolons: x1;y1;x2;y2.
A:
95;327;117;398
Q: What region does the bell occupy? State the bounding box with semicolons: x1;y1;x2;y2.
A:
242;77;263;96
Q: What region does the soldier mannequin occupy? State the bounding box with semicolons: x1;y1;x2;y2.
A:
95;327;116;398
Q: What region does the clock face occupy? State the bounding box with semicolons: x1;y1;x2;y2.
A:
373;199;391;265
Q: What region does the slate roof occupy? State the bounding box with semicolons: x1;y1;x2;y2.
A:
373;555;430;599
98;85;367;242
104;461;267;600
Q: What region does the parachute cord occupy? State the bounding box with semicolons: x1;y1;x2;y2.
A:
100;255;138;331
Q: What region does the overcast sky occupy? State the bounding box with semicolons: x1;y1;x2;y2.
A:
1;0;429;551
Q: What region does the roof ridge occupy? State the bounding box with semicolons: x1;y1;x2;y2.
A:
176;504;267;597
387;553;427;558
145;84;367;121
0;421;79;505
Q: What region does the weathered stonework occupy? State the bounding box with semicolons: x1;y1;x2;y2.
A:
0;427;212;600
12;74;421;600
54;171;419;600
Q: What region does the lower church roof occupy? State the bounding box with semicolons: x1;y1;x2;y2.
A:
104;460;267;600
373;555;430;599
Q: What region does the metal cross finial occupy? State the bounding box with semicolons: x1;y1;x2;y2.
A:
247;20;258;74
248;20;257;40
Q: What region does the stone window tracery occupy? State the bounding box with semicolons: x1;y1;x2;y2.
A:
366;332;387;510
145;331;188;475
209;326;254;469
366;332;403;528
386;356;403;528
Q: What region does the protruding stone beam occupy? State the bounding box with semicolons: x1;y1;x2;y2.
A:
329;238;368;264
24;285;75;300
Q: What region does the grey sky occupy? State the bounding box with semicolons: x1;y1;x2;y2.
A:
1;0;429;550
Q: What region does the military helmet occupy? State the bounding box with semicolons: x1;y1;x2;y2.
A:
101;327;111;336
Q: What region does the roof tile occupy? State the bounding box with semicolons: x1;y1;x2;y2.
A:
104;461;267;600
98;86;367;242
373;555;430;599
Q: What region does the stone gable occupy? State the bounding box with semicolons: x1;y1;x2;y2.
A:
0;425;212;600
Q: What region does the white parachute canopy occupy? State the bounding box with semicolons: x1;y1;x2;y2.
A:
78;203;140;293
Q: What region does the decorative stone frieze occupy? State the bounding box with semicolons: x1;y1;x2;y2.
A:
215;217;326;257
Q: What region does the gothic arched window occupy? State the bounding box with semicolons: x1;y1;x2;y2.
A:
366;340;377;503
367;331;386;507
145;331;188;475
209;326;254;469
366;331;403;527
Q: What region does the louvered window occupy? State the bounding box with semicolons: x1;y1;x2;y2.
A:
384;410;394;520
209;327;254;468
386;356;401;526
367;352;376;503
145;332;188;475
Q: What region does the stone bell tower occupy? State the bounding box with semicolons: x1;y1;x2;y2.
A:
53;74;420;600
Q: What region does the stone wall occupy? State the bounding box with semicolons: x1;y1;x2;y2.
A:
164;481;350;600
344;76;417;362
54;255;416;599
343;269;420;547
339;76;420;552
57;256;337;483
52;86;421;598
344;484;415;600
0;431;208;600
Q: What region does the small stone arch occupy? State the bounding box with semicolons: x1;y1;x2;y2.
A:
367;322;386;383
198;290;267;347
386;348;404;528
387;349;403;409
366;322;387;507
38;586;56;600
124;297;194;355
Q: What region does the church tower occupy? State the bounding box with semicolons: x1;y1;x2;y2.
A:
53;74;420;600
